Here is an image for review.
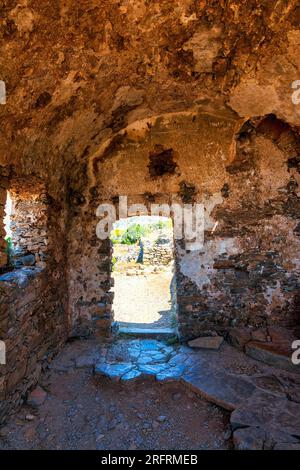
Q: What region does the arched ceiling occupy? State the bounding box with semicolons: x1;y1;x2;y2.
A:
0;0;300;176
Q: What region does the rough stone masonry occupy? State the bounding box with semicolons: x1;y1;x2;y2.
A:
0;0;299;422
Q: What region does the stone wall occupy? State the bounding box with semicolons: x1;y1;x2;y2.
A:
1;0;299;345
142;240;174;266
0;166;9;268
0;175;68;424
9;187;49;270
112;244;140;264
0;268;67;423
176;115;300;339
66;111;300;340
66;109;236;337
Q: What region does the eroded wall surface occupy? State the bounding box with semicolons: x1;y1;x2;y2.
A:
67;111;300;339
178;116;300;338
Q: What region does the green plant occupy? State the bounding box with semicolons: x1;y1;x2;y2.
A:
170;310;178;328
121;224;147;245
4;236;13;264
110;228;125;244
111;256;117;271
166;336;179;345
157;220;164;230
4;237;13;266
153;219;173;230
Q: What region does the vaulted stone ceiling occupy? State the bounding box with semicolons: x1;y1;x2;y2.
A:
1;0;300;179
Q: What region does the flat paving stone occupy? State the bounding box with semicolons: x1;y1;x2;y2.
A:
128;349;140;359
231;390;300;450
139;340;164;351
137;352;167;364
121;369;142;382
139;364;167;376
94;363;134;381
182;368;256;411
156;365;186;382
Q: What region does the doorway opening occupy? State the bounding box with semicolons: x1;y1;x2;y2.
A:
1;191;13;271
110;216;177;335
4;191;12;239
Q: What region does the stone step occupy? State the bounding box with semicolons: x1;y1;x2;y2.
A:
245;341;300;374
117;325;177;339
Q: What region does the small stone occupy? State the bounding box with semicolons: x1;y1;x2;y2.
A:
172;392;182;401
157;415;166;422
129;442;137;450
287;389;300;404
251;328;267;342
107;418;119;430
25;414;35;421
224;429;232;440
228;328;251;350
233;427;266;450
0;427;9;438
188;336;224;350
27;386;47;407
143;422;152;430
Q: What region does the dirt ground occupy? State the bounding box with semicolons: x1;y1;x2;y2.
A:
0;344;230;450
112;268;175;328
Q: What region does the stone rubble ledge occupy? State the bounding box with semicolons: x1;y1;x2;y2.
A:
0;266;43;288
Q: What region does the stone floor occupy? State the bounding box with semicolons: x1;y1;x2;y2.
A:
0;339;229;450
1;337;299;450
93;338;300;449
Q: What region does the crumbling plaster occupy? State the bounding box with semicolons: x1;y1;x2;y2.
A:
0;0;300;422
